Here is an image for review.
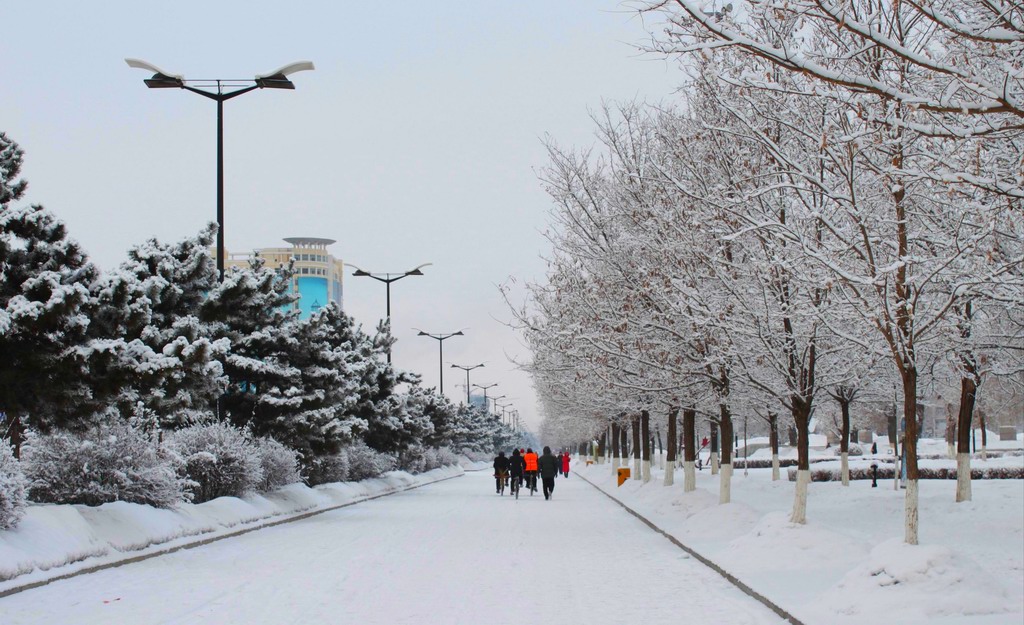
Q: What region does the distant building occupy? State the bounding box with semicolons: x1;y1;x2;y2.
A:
224;237;344;319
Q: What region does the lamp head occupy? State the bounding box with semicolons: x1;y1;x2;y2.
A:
405;262;432;276
125;58;184;88
255;61;314;89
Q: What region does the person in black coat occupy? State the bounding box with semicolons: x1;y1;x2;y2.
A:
538;446;560;500
508;449;526;492
493;451;511;493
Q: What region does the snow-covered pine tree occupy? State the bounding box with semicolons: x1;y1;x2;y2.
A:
81;226;228;426
0;133;97;455
358;320;432;454
245;303;380;462
201;251;297;431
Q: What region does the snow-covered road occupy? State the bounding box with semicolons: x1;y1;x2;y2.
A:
0;471;785;624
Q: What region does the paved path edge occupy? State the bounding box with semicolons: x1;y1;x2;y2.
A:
577;471;808;625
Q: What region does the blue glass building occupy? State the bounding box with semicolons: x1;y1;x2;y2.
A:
225;237;344;319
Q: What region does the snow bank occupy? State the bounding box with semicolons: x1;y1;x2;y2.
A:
0;465;462;592
810;539;1016;622
577;458;1023;625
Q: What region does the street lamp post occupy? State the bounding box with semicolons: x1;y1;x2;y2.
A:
473;383;498;407
349;263;431;363
416;330;464;397
489;395;507;417
126;58;314;281
496;402;512;425
451;363;484;405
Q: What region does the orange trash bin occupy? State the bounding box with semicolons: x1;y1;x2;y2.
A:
617;468;630;486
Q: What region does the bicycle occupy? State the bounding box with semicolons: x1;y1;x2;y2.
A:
527;471;538;496
496;471;509;496
511;474;521;499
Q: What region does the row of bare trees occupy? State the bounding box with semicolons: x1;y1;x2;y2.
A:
509;0;1022;545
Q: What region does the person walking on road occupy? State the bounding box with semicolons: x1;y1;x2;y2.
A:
561;450;570;478
538;446;559;500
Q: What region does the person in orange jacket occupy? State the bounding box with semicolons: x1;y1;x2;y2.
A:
523;448;539;493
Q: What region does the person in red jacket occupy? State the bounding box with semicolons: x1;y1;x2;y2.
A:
561;450;571;477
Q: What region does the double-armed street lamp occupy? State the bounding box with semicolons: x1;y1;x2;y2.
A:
473;383;498;406
126;58;314;281
416;330;464;398
349;263;431;363
495;401;513;424
489;395;507;417
450;363;484;405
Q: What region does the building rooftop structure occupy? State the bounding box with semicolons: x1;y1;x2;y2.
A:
224;237;344;319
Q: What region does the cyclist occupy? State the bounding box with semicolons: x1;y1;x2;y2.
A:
523;448;539;494
509;448;526;495
493;451;510;494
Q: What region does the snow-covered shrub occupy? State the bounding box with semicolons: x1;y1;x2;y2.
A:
458;450;491;463
340;441;396;481
304;453;349;486
423;447;458;471
396;446;458;474
397;446;428;474
847;443;864;456
789;463;1024;482
23;424;187;508
169;423;262;503
733;457;837;469
254;437;301;491
0;442;27;530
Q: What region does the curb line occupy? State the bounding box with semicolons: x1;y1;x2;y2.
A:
0;471;464;599
577;471;807;625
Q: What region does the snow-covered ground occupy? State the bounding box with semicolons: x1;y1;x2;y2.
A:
579;457;1024;625
0;467;462;591
0;471;787;625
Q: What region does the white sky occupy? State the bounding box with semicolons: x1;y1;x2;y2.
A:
0;1;680;432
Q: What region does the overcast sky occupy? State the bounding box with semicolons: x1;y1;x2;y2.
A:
0;1;680;431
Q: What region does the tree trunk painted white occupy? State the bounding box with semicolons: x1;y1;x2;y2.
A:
642;459;651;483
612;455;620;473
719;463;732;504
840;452;850;486
664;459;675;486
771;454;780;481
790;469;810;524
980;443;988;460
955;452;972;502
683;460;696;492
633;457;641;480
905;479;919;545
947;443;955;459
710;451;719;475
